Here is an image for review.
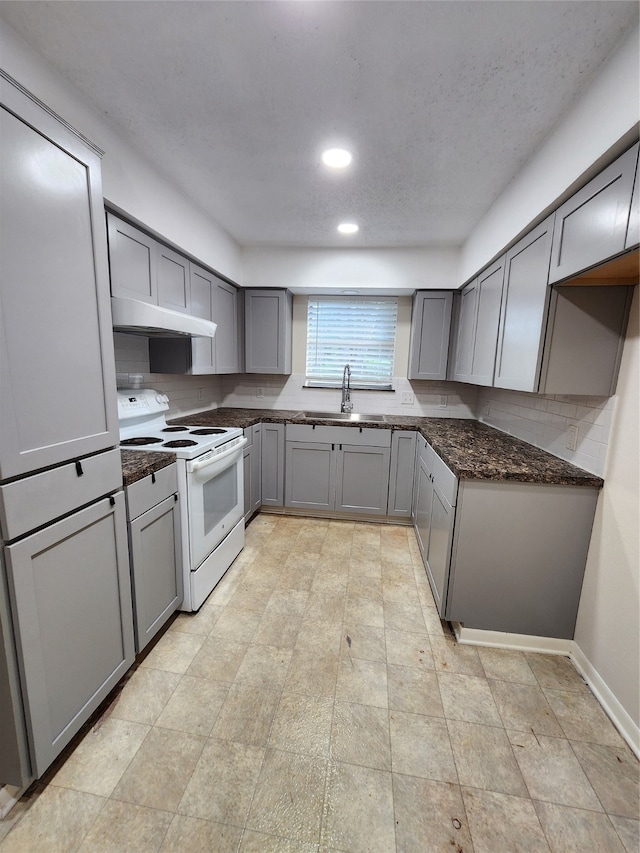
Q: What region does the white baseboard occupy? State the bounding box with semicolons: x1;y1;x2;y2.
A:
0;785;25;820
571;642;640;759
451;623;639;759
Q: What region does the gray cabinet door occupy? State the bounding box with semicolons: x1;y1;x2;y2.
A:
626;145;639;250
261;423;285;506
285;441;335;511
468;258;505;386
387;431;417;517
245;290;293;374
549;142;639;284
156;244;190;313
413;453;433;559
0;86;118;480
213;280;241;373
425;483;455;616
408;292;453;380
189;263;215;373
129;493;182;652
107;213;157;303
453;259;505;386
494;215;554;392
4;493;134;777
452;280;479;382
335;444;391;516
243;445;252;520
251;425;262;513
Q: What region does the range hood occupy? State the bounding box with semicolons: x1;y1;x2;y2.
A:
111;297;217;338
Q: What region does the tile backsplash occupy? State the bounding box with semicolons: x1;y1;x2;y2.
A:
476;386;615;476
113;333;613;475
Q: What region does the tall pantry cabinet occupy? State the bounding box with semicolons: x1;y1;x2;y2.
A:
0;74;134;786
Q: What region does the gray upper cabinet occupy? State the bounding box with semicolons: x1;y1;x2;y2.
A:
149;265;241;375
494;215;554;392
107;215;157;303
108;213;190;313
156;244;190;313
107;213;157;303
245;289;293;374
1;83;118;480
3;493;134;777
213;278;241;373
549;142;639;284
408;291;453;380
453;257;505;386
626;145;639;250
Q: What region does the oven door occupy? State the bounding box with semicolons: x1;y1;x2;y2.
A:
185;437;247;570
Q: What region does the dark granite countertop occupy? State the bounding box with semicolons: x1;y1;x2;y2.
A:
166;408;603;488
121;449;177;487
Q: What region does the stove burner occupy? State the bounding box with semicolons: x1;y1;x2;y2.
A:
162;426;189;433
163;439;198;448
121;437;163;446
190;428;227;435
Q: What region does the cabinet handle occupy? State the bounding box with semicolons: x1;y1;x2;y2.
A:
109;495;115;506
152;472;156;483
332;444;335;451
174;493;179;502
75;460;83;476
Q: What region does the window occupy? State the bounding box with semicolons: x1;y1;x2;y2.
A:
305;296;398;389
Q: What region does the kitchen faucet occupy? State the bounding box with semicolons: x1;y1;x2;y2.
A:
341;364;353;413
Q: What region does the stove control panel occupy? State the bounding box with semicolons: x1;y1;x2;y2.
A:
117;389;169;421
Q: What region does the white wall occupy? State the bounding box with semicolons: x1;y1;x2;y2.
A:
574;286;639;730
459;29;640;285
0;20;241;282
242;246;459;291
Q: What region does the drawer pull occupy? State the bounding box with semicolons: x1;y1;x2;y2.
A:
109;495;116;506
174;493;179;502
152;472;156;484
75;460;83;476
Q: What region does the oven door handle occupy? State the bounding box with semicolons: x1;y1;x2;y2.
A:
188;436;248;473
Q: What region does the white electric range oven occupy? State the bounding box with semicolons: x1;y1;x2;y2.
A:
118;389;247;611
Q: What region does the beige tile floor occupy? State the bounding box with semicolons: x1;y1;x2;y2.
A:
1;515;638;852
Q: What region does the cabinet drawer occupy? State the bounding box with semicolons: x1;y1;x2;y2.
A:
0;449;122;541
126;463;178;520
431;451;458;507
286;423;391;447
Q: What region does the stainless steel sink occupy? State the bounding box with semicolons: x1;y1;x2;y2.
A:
302;411;386;423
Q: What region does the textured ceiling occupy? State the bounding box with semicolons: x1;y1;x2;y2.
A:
1;1;637;248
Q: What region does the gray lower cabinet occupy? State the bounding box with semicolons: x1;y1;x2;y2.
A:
549;142;639;284
3;493;135;777
446;480;599;639
243;424;262;521
412;435;458;614
387;431;417;518
408;292;453;380
412;436;600;639
125;465;182;653
245;289;293;374
261;423;285;506
453;257;505;386
285;425;392;516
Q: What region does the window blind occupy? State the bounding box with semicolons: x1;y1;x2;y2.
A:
306;297;398;388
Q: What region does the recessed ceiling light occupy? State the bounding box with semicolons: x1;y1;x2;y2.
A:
337;222;359;235
322;148;352;169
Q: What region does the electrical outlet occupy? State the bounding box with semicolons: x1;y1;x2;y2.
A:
400;392;414;406
566;424;579;451
439;395;447;408
256;387;264;399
